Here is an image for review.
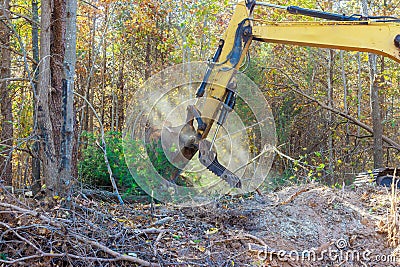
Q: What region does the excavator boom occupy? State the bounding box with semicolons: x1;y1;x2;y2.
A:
253;22;400;63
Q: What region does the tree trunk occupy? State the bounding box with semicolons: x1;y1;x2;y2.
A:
361;0;383;168
31;0;40;192
340;51;349;146
326;49;334;182
50;0;66;162
370;56;384;168
117;55;125;132
0;0;13;185
100;6;108;127
36;0;78;196
82;15;95;133
356;53;362;137
59;0;77;200
37;0;59;194
88;17;96;133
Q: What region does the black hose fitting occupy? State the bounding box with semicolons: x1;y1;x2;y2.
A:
395;35;400;48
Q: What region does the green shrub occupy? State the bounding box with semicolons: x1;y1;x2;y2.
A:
78;131;140;195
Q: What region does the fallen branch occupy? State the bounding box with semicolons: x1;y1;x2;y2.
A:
0;222;42;252
0;202;61;226
72;233;160;266
82;188;121;201
240;233;267;247
273;146;309;170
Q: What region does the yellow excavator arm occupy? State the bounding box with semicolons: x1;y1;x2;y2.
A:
222;2;400;62
253;22;400;62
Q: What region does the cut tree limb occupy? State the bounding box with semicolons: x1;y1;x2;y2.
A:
72;233;161;266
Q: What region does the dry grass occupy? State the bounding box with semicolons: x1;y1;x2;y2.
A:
388;169;399;247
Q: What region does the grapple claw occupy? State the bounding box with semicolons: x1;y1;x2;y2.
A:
198;139;242;188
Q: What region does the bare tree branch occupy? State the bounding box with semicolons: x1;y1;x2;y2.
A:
74;91;124;205
9;10;39;25
0;44;37;64
0;77;29;83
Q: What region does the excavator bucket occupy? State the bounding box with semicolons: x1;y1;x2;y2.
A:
144;115;242;188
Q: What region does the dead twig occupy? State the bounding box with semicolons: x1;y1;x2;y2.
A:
148;216;173;227
153;229;167;255
0;202;61;226
239;233;267;247
279;188;310;205
71;233;160;266
0;222;43;252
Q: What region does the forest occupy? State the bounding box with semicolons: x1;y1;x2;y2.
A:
1;0;400;266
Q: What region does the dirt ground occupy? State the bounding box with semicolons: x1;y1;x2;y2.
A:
1;182;400;266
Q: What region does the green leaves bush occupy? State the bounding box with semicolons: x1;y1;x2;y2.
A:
78;131;140;195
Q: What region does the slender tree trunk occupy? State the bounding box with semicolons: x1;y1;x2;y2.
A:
50;0;66;161
100;6;108;127
117;55;125;132
340;51;349;146
31;0;39;81
357;53;362;137
37;0;58;194
111;92;115;131
83;15;95;133
59;0;77;199
88;16;96;132
361;0;383;168
326;49;334;182
370;55;384;168
0;0;13;185
31;0;40;192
